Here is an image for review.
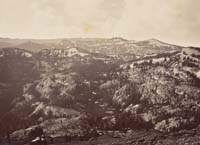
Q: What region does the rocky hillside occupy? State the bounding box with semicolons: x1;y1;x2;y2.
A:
0;39;199;145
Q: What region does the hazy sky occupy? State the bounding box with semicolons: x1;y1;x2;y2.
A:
0;0;200;46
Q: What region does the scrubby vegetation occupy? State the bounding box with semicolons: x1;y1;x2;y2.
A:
0;40;200;145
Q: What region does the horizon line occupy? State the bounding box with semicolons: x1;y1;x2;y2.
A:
1;36;199;48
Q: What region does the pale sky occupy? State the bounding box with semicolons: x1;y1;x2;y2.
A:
0;0;200;46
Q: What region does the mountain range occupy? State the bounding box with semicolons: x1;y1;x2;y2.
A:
0;37;200;145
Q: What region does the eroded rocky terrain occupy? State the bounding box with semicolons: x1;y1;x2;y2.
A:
0;38;199;145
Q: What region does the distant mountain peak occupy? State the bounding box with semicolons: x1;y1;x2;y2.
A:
22;41;37;46
15;41;48;52
110;37;128;42
147;38;161;42
0;41;12;48
139;38;174;48
142;38;163;43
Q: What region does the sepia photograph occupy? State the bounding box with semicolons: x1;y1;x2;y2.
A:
0;0;200;144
